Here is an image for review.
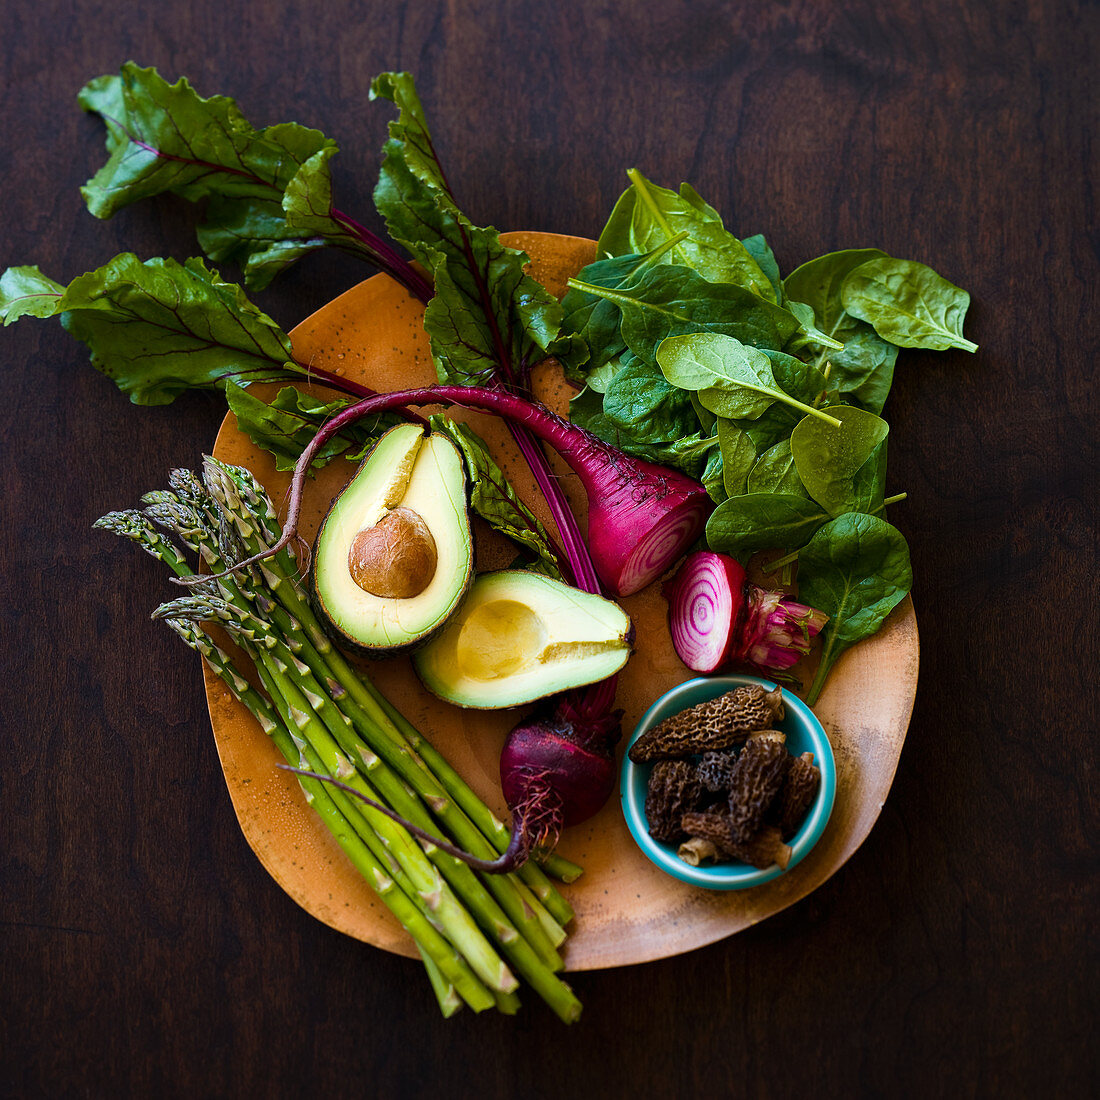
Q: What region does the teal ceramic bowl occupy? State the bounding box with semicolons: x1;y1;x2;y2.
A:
621;674;836;890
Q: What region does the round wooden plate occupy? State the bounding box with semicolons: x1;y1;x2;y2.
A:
203;232;919;970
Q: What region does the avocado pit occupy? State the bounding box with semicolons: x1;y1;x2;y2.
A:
348;506;438;598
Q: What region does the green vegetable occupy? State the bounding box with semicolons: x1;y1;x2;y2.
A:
557;234;687;378
568;264;801;365
706;492;830;558
98;465;584;1020
655;333;841;425
598;169;775;296
4;254;298;404
77;63;430;298
226;382;397;471
796;514;913;703
717;419;758;497
790;406;890;516
370;72;562;387
746;439;805;496
841;257;978;352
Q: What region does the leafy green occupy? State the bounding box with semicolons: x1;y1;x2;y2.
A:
705;493;830;559
746;439;805;496
0;267;67;323
597;170;775;297
77;63;359;289
740;234;783;301
797;514;913;702
370;72;562;386
842;257;978;352
568;384;714;478
656;333;841;424
782;248;898;411
557;237;686;379
570;264;800;368
428;417;563;579
226;383;396;471
1;253;300;404
790;405;889;516
602;356;699;444
717;419;758;497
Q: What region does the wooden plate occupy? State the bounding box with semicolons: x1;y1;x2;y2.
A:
203;232;919;970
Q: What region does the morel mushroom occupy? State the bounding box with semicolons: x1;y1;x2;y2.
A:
644;760;706;843
696;750;737;793
681;812;792;870
726;734;790;843
628;685;785;763
773;752;821;839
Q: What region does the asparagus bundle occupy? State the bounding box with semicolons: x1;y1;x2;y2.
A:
96;458;584;1021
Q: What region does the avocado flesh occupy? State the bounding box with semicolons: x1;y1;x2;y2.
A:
412;570;634;708
312;423;473;655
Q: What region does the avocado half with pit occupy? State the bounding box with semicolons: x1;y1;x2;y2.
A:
412;570;635;708
311;422;473;655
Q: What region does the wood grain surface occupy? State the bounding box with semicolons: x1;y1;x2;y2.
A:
2;2;1095;1097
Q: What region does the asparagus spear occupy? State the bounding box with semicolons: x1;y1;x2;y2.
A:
102;477;585;1021
160;616;495;1015
147;480;574;972
204;459;584;896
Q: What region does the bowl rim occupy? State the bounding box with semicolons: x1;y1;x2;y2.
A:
620;673;837;890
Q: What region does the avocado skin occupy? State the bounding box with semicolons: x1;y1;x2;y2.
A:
309;424;473;658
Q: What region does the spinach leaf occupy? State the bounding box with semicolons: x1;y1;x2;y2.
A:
596;171;774;297
656;333;841;425
797;514;912;703
784;300;845;353
824;329;898;414
559;237;684;379
1;253;301;404
226;382;396;471
568;384;715;477
428;416;564;579
737;403;803;454
740;234;783;301
783;249;889;330
717;418;758;497
584;351;633;394
603;357;700;444
702;444;728;504
842;257;978;353
762;348;829;407
78;63;361;289
790;405;889;516
370;72;563;387
706;493;829;558
782;248;898;410
746;439;805;496
849;438;889;515
569;264;800;369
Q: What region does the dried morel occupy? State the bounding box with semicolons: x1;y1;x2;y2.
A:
773;752;821;839
697;750;737;793
628;685;785;763
681;812;792;870
645;760;705;843
726;734;790;843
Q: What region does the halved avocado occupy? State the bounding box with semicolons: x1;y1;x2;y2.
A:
311;423;473;655
412;570;635;708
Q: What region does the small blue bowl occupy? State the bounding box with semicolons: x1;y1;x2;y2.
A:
621;674;836;890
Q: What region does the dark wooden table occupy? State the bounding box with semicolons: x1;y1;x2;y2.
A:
3;2;1095;1096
